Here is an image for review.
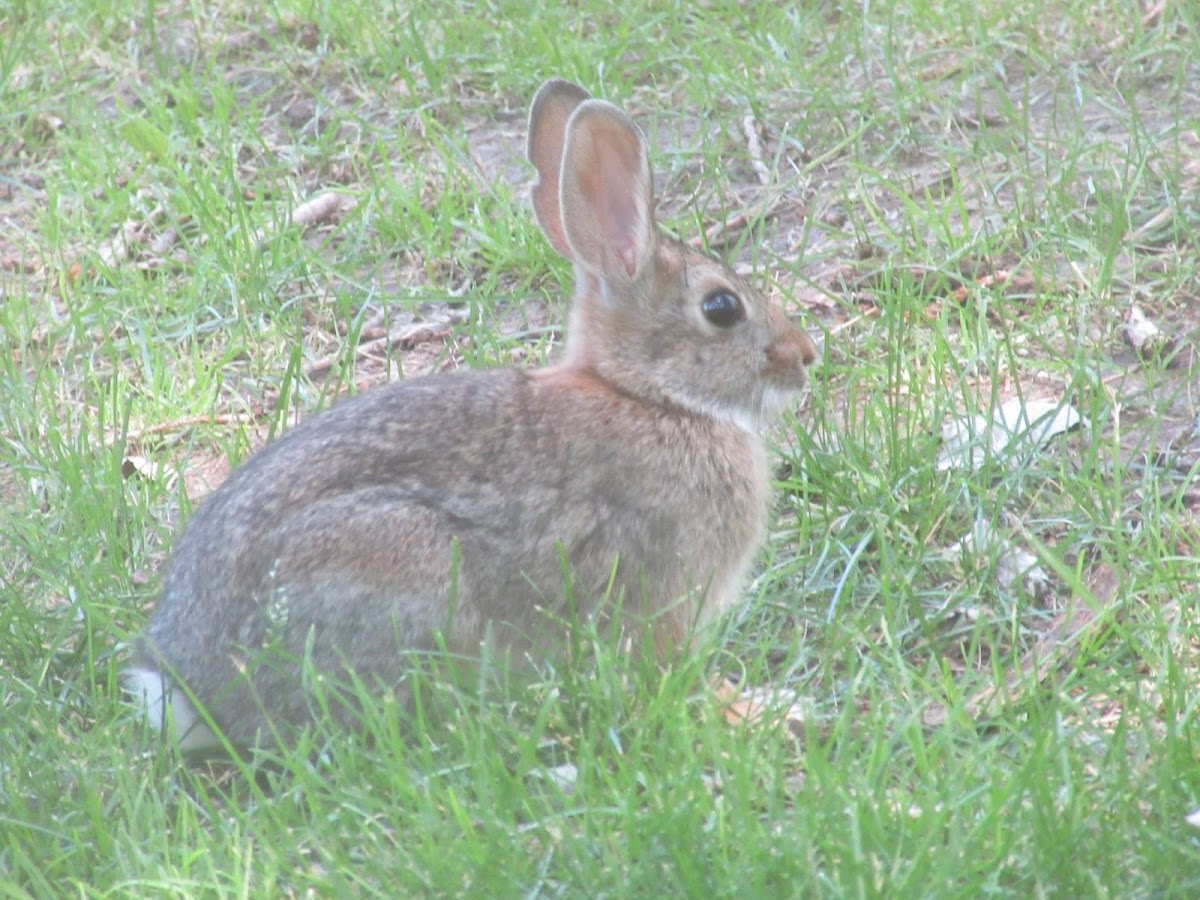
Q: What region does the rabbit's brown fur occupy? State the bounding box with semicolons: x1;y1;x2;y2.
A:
126;79;817;751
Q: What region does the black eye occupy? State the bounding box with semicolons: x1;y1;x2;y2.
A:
701;290;745;328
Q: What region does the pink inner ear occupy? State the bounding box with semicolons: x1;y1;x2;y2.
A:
594;140;645;277
527;81;591;259
563;109;653;282
615;241;639;278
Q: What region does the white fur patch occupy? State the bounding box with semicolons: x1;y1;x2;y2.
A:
123;667;221;754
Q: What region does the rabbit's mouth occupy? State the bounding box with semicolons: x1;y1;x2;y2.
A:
756;381;810;430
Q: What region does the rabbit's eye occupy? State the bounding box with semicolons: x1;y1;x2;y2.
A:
701;291;745;328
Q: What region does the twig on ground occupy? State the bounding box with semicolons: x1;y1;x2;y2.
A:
1128;194;1190;245
741;114;772;186
305;309;468;380
124;414;262;448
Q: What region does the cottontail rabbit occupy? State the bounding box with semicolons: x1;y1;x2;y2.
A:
126;79;817;752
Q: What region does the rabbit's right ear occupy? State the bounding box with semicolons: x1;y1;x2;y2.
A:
559;100;655;284
528;79;592;259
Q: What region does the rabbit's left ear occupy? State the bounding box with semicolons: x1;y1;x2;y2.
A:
527;79;591;259
559;100;655;284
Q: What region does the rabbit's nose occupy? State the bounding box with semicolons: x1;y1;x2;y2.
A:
768;321;816;374
795;326;817;367
766;325;817;379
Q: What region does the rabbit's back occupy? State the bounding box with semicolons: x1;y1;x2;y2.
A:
138;366;767;745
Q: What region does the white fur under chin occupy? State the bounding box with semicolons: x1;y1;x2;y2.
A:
675;386;802;437
123;667;221;755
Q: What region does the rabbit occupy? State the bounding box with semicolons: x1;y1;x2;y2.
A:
124;78;818;752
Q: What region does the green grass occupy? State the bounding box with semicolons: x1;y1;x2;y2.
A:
4;0;1200;894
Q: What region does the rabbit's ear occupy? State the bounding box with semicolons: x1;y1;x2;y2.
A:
528;79;591;259
559;101;655;284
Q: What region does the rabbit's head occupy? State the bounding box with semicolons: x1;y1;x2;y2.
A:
528;79;816;433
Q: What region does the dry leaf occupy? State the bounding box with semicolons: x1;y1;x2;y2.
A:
996;541;1051;600
536;763;579;795
714;677;807;736
1122;304;1177;359
122;455;178;490
947;516;1051;600
937;398;1083;471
